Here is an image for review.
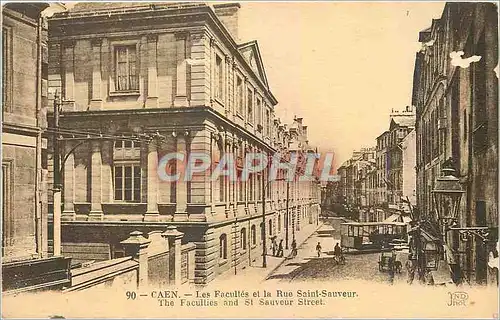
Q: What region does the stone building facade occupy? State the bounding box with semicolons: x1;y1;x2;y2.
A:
46;2;320;284
2;2;49;262
2;3;72;294
412;2;498;285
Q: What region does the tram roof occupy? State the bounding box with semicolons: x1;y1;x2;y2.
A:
340;221;407;227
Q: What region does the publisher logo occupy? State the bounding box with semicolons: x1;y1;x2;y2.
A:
447;291;468;307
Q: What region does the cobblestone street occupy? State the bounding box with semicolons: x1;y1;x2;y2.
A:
266;217;408;284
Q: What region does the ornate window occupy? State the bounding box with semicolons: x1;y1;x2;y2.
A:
247;88;253;124
113;141;141;202
115;45;139;92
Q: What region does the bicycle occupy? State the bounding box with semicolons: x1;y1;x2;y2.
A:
334;254;346;265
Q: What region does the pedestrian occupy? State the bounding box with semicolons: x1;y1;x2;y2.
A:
271;236;277;256
425;270;435;285
277;239;284;257
388;257;395;285
316;242;322;257
291;239;297;258
405;255;416;285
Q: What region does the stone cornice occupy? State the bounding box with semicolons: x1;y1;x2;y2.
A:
59;106;277;152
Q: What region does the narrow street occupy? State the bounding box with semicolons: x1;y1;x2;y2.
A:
266;217;408;284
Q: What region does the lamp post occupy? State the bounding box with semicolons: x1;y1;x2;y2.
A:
431;164;465;244
52;91;62;256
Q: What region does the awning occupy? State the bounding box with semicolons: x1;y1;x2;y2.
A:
419;228;441;244
383;214;400;223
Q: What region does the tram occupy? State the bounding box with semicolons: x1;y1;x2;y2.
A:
340;221;407;252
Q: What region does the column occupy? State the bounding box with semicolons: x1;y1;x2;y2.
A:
224;135;231;218
244;142;250;215
90;38;103;110
89;141;103;220
231;140;237;217
62;40;75;110
209;132;217;215
121;231;151;288
62;141;75;221
162;226;184;287
145;141;160;221
174;132;188;220
146;34;159;108
101;141;113;203
174;33;189;107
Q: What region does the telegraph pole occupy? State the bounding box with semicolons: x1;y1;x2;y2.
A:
52;91;62;256
285;181;290;249
262;174;267;268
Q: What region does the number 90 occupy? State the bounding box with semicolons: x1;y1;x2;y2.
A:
126;291;137;300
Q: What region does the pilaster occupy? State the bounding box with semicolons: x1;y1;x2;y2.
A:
90;38;103;110
62;141;75;221
145;141;160;221
173;32;189;107
174;131;189;220
146;34;159;108
62;40;75;110
89;141;103;220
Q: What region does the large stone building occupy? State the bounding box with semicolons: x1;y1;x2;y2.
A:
2;3;71;293
46;2;320;284
412;2;498;285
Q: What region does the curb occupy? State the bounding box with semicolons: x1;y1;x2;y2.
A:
263;222;325;281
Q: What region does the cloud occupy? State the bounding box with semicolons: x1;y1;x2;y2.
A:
449;51;482;68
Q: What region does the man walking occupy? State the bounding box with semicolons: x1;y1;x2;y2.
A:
405;255;416;285
277;239;284;257
316;242;322;257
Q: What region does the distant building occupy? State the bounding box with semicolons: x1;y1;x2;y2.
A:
386;107;415;206
401;129;416;207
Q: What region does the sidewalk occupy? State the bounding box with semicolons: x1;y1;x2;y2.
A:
206;221;324;288
265;222;334;281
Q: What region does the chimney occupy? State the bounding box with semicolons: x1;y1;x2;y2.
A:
213;3;241;42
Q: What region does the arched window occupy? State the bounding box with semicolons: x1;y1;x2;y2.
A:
251;225;256;246
219;234;227;260
240;228;247;250
278;214;282;232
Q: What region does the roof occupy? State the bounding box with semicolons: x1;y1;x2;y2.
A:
341;221;407;227
390;114;416;128
67;2;204;13
237;40;269;89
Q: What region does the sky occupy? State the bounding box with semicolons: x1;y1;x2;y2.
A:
237;1;445;167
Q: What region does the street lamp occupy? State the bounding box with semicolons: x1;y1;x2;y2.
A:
432;164;464;241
